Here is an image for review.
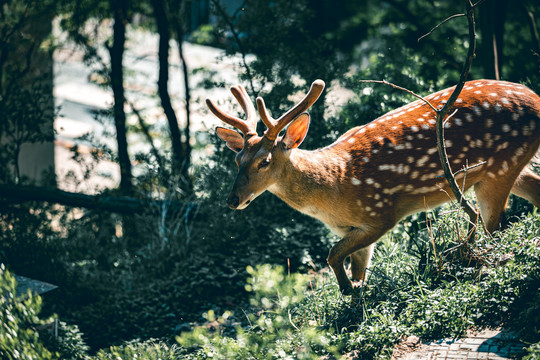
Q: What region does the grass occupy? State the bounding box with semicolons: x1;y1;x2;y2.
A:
174;206;540;359
3;203;539;359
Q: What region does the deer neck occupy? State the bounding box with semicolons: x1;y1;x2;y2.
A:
268;148;345;212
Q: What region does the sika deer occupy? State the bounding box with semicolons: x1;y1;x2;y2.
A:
206;79;540;294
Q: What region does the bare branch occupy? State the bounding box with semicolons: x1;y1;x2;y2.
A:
434;0;479;242
418;13;465;43
358;80;438;113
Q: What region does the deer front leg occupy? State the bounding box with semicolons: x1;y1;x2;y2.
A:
327;227;387;295
350;244;375;282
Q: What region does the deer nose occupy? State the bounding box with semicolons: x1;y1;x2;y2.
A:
227;195;240;209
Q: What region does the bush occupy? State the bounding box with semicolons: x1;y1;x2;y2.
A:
0;264;54;360
175;208;540;359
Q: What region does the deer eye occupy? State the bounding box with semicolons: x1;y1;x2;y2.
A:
258;158;271;169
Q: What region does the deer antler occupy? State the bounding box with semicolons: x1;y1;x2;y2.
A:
257;79;325;141
206;85;258;136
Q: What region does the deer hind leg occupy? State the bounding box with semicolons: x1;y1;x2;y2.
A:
510;166;540;208
474;178;515;233
327;227;388;295
350;244;375;282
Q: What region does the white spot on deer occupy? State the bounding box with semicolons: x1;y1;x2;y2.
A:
422;124;430;130
487;172;496;178
458;153;466;159
434;95;440;100
357;200;362;206
475;90;482;95
372;149;379;154
370;211;378;217
365;206;372;211
373;182;382;189
452;158;461;164
454;118;463;126
445;140;453;147
501;142;509;149
465;113;473;122
352;177;361;185
511;113;519;121
487;157;495;166
395;144;405;150
456;98;463;103
462;146;469;152
375;201;384;208
428;119;436;125
423;112;431;117
489;92;497;97
411;126;419;132
417;134;425;140
511;130;519;137
410;170;419;179
363;157;370;163
374;194;381;200
530;120;536;130
502;124;511;133
494;103;502;112
501;97;510;105
359;128;367;134
475;139;483;147
407;156;414;163
428;163;438;168
377;137;384;142
417;118;424;122
416;155;430;167
494;135;501;141
502;161;509;172
442;91;450;97
365;178;374;185
348;138;355;144
465;134;472;141
497;169;506;176
473;106;482;116
427;147;438;155
420;174;432;181
523;126;532;136
406;135;414;141
485;118;494;128
368;123;376;129
505;89;513;95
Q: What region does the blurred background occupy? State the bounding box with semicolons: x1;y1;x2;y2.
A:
0;0;539;354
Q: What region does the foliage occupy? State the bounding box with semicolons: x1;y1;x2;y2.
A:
93;339;181;360
0;264;55;360
42;321;89;360
177;264;339;359
175;209;540;359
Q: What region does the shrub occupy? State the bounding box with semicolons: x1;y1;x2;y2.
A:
0;264;54;360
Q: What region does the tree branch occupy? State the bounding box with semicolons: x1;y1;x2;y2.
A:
0;184;188;215
434;0;479;241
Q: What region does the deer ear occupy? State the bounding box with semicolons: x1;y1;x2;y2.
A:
283;113;310;149
216;127;244;152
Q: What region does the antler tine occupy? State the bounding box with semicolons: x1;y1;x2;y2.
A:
205;85;258;136
230;85;258;133
262;79;325;141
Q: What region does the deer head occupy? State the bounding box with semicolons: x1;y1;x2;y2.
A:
206;80;325;209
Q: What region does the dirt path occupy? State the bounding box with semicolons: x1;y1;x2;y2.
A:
393;329;526;359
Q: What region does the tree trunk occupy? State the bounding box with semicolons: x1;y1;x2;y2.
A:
151;0;190;183
478;0;507;79
109;0;133;194
172;6;192;176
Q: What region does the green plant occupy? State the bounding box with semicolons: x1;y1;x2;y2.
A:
93;339;181;360
0;264;55;360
